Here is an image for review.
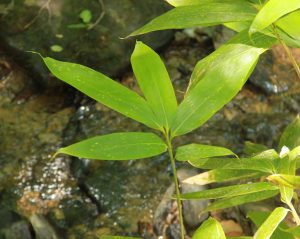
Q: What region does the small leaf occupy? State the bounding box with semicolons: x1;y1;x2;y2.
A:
180;182;278;200
42;57;160;130
129;1;256;37
249;0;300;34
57;132;167;160
176;143;236;161
279;116;300;150
248;211;294;239
267;174;300;189
253;207;289;239
80;9;92;24
243;141;268;155
183;169;265;185
192;217;226;239
204;190;279;213
50;45;63;52
131;41;177;129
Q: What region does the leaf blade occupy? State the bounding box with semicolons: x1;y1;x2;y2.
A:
249;0;300;34
253;207;289;239
131;41;177;129
42;57;160;130
180;182;278;200
57;132;167;160
192;217;226;239
129;1;257;37
176;143;236;161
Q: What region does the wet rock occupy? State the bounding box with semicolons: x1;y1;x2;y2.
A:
0;0;173;84
153;168;209;238
1;220;32;239
178;169;209;230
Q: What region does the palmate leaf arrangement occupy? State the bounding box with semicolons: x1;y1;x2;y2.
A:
40;0;300;238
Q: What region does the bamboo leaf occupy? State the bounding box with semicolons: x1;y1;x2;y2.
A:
183;169;265;185
57;132;167;160
276;10;300;42
129;1;256;37
253;207;289;239
131;41;177;129
176;144;236;161
192;217;226;239
279;116;300;150
171;32;271;136
100;237;142;239
244;141;268;155
204;190;279;213
42;57;160;130
166;0;252;7
284;225;300;237
248;211;293;239
180;182;278;200
267;174;300;189
249;0;300;34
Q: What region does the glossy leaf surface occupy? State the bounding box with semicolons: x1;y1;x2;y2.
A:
252;208;289;239
180;182;277;200
267;174;300;189
183;169;265;185
192;217;226;239
42;57;160;130
204;190;279;213
131;41;177;129
250;0;300;34
129;1;256;36
279;116;300;150
57;132;167;160
171;31;271;136
176;143;235;161
248;211;293;239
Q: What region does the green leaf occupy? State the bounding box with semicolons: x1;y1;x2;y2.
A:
131;41;177;129
183;169;265;185
253;207;289;239
171;31;270;136
243;141;268;155
192;217;226;239
227;237;252;239
80;9;92;24
249;0;300;34
204;190;279;213
276;10;300;42
284;225;300;237
176;143;236;161
248;211;294;239
57;132;167;160
166;0;252;7
267;174;300;189
100;237;142;239
180;182;278;200
279;116;300;150
183;149;277;173
129;1;257;37
42;57;160;130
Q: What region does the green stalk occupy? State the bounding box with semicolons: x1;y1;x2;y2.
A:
273;26;300;80
287;202;300;225
165;132;185;239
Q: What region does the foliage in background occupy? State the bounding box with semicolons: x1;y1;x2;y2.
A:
39;0;300;238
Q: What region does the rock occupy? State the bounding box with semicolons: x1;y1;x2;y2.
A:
178;169;209;230
0;0;173;85
1;220;32;239
153;168;209;238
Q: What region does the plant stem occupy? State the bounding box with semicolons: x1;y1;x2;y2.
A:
273;26;300;80
288;202;300;225
165;134;185;239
